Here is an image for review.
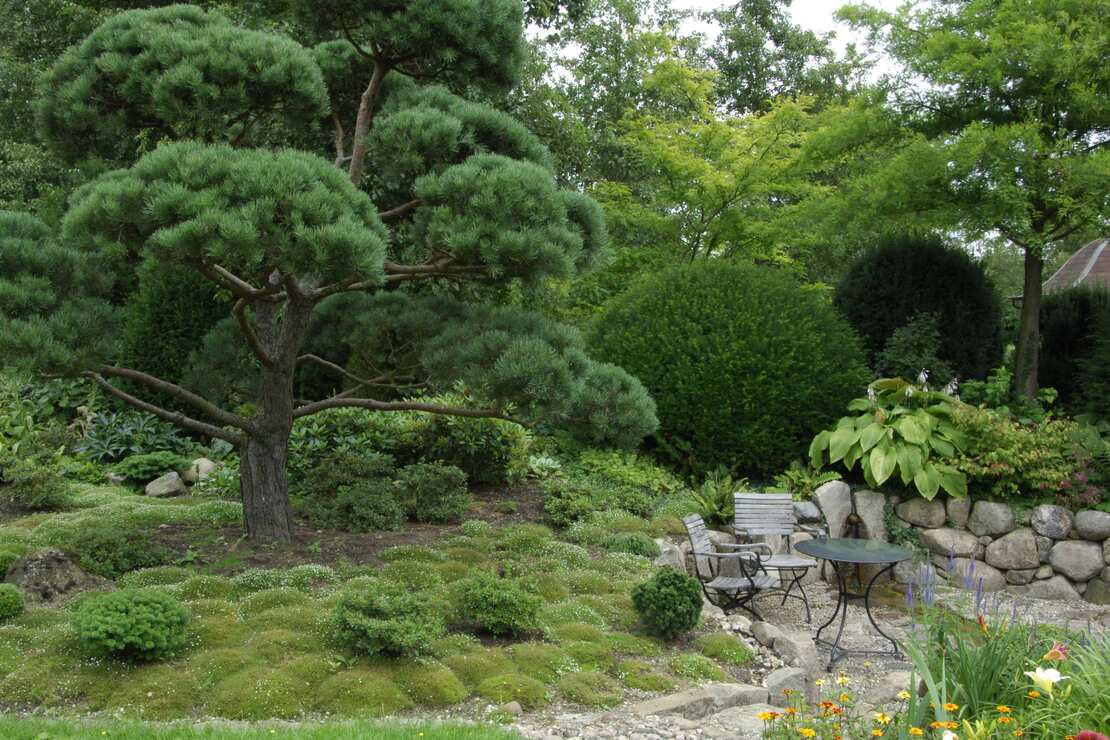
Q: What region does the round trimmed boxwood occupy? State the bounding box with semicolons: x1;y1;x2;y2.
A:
833;233;1002;380
590;261;870;475
631;568;702;640
71;588;189;661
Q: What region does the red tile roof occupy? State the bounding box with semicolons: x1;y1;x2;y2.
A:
1044;238;1110;294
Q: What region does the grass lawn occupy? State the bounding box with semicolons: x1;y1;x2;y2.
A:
0;717;521;739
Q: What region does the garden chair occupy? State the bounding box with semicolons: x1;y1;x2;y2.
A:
682;513;778;620
733;492;818;622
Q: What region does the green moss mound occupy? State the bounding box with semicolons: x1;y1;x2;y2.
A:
510;642;576;683
102;663;202;719
694;633;753;666
557;670;623;707
390;660;468;706
670;653;727;681
209;665;313;719
314;668;415;717
616;659;674;692
562;640;615;672
443;648;515;688
476;673;549;709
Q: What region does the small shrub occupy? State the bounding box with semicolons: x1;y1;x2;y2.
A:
694;633;753;666
460;519;492;538
0;458;70;510
455;574;541;636
601;532;660;558
495;523;555;554
71;589;189;661
294;451;402;532
631;568;702;640
875;311;955;385
0;549;20;576
65;527;171;579
111;452;190;482
557;670;623;707
395;462;470;523
0;584;23;621
332;580;446;657
414;403;531;485
476;674;549;709
670;653;727;681
379;545;447;563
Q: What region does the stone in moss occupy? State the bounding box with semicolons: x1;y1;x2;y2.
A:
476;673;549;709
103;663;203;719
443;647;515;688
177;574;235;600
239;587;312;613
390;660;468;706
616;660;674;692
557;670;623;708
511;642;576;683
562;640;615;672
549;622;607;644
694;633;753;666
670;653;727;681
210;665;313;719
314;667;414;717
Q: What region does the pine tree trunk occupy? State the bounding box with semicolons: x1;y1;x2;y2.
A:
1013;248;1043;399
239;430;293;542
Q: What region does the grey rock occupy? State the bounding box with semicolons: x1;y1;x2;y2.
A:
947;497;971;529
892;559;919;584
1026;575;1082;601
764;667;810;703
653;539;685;572
985;528;1039;570
978;535;993;546
751;621;783;647
628;683;768;719
896;498;946;528
710;704;787;736
145;471;187;498
1103;565;1110;581
1076;580;1087;595
968;501;1016;537
1105;538;1110;565
1074;510;1110;541
1030;505;1073;539
1005;568;1037;585
1049;540;1104;582
1036;536;1053;563
793;501;823;524
772;632;820;673
181;457;216;484
940;557;1006;592
921;528;979;557
864;670;913;706
853;490;888;541
501;701;523;717
1084;578;1110;605
5;548;111;605
1035;565;1054;579
814;481;852;539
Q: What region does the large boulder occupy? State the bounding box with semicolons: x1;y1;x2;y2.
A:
896;498;946;528
181;457;217;485
853;490;887;541
946;496;971;529
1084;578;1110;605
764;666;813;703
1030;505;1072;540
793;501;822;524
5;549;111;605
1025;575;1082;601
967;501;1015;537
1105;538;1110;565
985;528;1039;570
1049;540;1104;582
653;539;685;572
1074;510;1110;541
145;471;187;498
921;528;979;557
1036;536;1053;564
939;557;1005;592
814;481;851;539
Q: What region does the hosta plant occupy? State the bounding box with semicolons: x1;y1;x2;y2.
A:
809;377;968;500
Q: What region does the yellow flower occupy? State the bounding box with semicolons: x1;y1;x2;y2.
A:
1012;732;1024;737
943;721;959;729
786;707;797;716
835;674;850;686
996;705;1012;713
873;712;891;725
839;693;852;703
909;729;924;736
872;731;884;737
757;711;780;722
816;678;826;687
1026;690;1040;699
1024;666;1067;695
943;702;959;712
897;690;911;701
798;729;816;738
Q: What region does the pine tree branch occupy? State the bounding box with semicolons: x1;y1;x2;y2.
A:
347;58;388;185
96;365;256;432
195;261;282;302
296;354;391;387
332;112;347;168
379;199;421;221
293;396;520;423
84;371;246;444
235;299;276;367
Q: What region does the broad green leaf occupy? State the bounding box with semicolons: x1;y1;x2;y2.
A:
843;444;862;471
859;423;886;452
828;426;860;462
929;437;955;458
869;444;896;486
935;465;968;498
808;430;830;468
896;444;923;486
913;464;941;500
894;416;928;445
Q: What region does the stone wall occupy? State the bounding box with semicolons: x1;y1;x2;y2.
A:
811;481;1110;605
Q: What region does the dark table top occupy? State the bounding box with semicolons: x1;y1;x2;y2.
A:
795;537;913;565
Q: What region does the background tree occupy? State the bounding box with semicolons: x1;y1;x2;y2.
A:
837;0;1110;397
0;3;657;542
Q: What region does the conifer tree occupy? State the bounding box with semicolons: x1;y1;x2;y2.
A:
0;3;657;541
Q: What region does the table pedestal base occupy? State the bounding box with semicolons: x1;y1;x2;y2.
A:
814;561;901;672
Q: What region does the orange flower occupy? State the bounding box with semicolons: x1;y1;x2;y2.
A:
997;705;1012;713
786;707;797;715
1026;690;1041;699
943;702;959;712
998;717;1012;724
909;730;925;737
872;731;884;737
977;613;989;632
1012;732;1024;737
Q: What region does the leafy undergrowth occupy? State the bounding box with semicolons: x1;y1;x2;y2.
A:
0;486;753;721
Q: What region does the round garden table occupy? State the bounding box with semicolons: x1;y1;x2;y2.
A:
793;537;912;671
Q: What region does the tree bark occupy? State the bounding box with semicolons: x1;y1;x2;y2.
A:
1013;247;1043;399
240;430;293;542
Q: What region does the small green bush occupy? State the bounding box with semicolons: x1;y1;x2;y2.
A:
601;532;660;558
875;312;955;385
591;261;870;475
495;523;555;554
294;450;402;531
64;527;171;579
335;481;408;532
0;550;20;576
395;462;470;523
694;633;753;666
631;568;702;640
0;584;23;621
455;574;542;636
461;519;492;538
414;402;531;485
476;674;549;709
111;452;190;482
557;671;623;707
71;589;189;661
0;458;70;510
331;580;445;657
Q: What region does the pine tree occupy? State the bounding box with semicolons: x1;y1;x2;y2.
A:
0;4;657;542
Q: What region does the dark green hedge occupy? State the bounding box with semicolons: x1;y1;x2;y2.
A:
589;261;870;476
1041;286;1110;416
833;234;1002;380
